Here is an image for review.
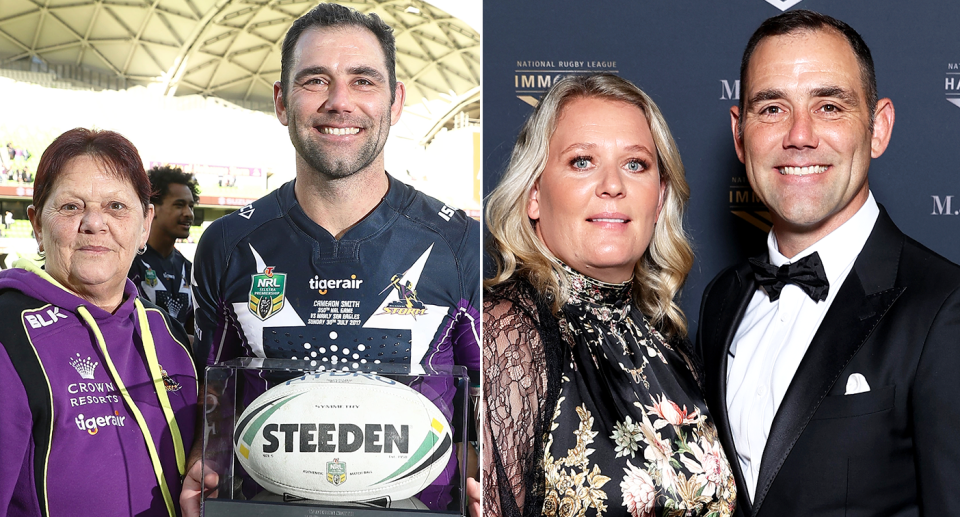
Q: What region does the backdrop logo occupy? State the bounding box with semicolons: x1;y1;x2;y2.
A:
946;64;960;109
931;195;957;215
720;80;740;100
729;176;771;232
765;0;804;11
514;60;618;107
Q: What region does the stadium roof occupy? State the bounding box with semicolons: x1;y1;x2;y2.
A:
0;0;479;142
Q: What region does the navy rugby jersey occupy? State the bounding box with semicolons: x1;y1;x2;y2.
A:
129;244;194;328
192;174;481;389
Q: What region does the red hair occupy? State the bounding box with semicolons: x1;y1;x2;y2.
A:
33;128;151;214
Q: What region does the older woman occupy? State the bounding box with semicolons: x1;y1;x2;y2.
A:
483;74;736;517
0;128;197;516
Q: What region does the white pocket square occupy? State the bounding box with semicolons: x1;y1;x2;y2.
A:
845;373;871;395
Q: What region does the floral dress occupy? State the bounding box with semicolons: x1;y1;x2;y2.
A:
483;268;736;517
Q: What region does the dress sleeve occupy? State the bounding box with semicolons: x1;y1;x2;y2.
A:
482;291;549;517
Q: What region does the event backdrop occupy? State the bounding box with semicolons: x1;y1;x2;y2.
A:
483;0;960;336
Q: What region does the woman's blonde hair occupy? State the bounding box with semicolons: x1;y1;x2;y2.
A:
485;73;694;339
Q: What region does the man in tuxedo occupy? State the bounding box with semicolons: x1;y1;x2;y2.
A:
697;10;960;516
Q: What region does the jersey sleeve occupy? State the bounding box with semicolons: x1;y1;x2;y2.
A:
191;218;242;376
452;217;481;377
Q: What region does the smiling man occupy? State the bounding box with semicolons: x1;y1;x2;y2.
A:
128;165;199;330
696;10;960;516
183;3;480;514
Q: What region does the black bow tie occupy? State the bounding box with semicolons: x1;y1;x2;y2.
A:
748;251;829;302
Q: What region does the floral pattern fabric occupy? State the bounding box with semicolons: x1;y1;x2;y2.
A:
542;267;736;517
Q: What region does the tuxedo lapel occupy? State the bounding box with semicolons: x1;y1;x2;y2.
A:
750;208;906;515
702;263;757;516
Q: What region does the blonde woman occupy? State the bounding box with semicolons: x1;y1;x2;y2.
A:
483;74;736;517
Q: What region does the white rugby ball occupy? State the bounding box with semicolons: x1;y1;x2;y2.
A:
234;372;453;502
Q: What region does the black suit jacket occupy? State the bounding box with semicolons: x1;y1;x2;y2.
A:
696;208;960;517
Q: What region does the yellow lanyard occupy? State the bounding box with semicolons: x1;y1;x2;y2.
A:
78;300;185;517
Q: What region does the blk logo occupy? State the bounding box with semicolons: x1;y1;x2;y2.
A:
26;307;68;328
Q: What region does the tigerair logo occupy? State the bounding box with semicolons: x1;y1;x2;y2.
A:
70;353;99;380
729;176;771;232
514;60;618;107
75;411;126;435
309;274;363;295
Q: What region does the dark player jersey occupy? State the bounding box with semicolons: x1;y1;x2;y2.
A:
129;244;194;328
192;175;481;387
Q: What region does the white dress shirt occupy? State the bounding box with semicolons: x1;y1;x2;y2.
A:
726;192;880;502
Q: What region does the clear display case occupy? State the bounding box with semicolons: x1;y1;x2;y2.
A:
200;358;469;517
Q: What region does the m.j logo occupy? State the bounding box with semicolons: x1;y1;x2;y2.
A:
249;266;286;320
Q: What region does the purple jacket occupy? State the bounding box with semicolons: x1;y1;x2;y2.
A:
0;265;197;516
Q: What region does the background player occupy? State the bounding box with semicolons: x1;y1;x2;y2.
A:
128;165;199;333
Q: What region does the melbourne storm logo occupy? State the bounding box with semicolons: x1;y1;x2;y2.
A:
379;275;427;316
249;266;287;320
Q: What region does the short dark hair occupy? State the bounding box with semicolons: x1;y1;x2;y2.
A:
147;165;200;205
738;10;878;132
34;128;151;215
280;3;397;103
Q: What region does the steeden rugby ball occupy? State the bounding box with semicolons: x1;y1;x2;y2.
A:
234;372;453;502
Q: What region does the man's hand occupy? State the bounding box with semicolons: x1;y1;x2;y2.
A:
180;459;219;517
466;477;481;517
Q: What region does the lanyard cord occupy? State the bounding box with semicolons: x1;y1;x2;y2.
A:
134;298;187;474
77;303;182;517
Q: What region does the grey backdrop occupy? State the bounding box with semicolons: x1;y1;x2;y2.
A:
483;0;960;337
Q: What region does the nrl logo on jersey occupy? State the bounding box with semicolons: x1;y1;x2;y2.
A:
249;266;287;320
145;268;158;287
